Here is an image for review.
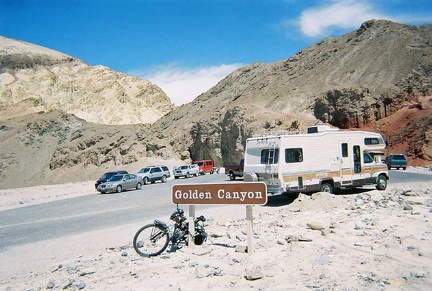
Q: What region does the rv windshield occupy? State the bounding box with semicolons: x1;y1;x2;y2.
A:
363;152;374;164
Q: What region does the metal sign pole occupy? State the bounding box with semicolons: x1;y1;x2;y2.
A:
246;205;253;255
188;205;196;247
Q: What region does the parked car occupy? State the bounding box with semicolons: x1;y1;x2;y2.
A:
174;164;199;179
97;174;142;194
224;159;244;180
194;159;215;175
384;154;407;170
95;170;128;189
137;165;170;185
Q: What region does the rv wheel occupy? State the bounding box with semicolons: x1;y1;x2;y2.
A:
376;175;387;190
320;182;333;194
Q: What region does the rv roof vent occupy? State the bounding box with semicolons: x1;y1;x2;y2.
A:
307;126;339;134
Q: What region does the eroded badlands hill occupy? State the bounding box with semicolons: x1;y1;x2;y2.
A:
0;36;174;125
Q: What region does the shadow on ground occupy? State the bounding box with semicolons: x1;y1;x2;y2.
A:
263;187;377;208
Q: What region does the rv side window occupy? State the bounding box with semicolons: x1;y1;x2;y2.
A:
341;143;348;157
260;149;279;164
285;148;303;163
365;138;379;145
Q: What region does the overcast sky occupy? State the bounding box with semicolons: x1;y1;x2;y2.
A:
1;0;431;105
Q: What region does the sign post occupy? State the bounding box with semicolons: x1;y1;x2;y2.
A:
172;182;267;254
188;204;196;247
246;205;253;254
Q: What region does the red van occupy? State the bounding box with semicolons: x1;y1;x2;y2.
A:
193;159;214;175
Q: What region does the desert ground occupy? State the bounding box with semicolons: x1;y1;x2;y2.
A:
0;168;431;290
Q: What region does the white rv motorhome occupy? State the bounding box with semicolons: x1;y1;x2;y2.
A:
243;126;389;195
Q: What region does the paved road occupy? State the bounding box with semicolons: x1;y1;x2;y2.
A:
388;169;432;184
0;170;430;251
0;173;230;251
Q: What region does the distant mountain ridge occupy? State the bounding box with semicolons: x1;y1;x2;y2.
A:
152;19;432;166
0;36;174;125
0;19;431;189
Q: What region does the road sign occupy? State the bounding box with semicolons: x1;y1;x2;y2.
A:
172;182;267;205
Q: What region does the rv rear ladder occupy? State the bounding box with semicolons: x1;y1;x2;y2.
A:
266;140;277;182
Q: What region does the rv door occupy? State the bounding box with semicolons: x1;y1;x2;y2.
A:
353;145;361;174
352;145;366;186
339;142;352;186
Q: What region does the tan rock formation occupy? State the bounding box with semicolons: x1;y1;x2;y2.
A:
0;36;174;125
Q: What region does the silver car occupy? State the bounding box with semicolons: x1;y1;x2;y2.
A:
137;165;170;185
97;174;142;194
174;164;199;179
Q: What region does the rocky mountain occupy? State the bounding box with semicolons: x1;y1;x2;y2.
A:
152;19;432;166
0;36;174;125
0;101;179;188
0;19;431;189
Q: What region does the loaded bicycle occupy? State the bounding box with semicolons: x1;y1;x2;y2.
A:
133;207;207;257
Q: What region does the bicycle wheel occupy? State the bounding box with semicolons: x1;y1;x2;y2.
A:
133;223;169;257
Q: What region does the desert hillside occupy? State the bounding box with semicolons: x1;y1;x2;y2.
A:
0;102;183;188
0;19;431;189
0;36;174;125
151;20;432;166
